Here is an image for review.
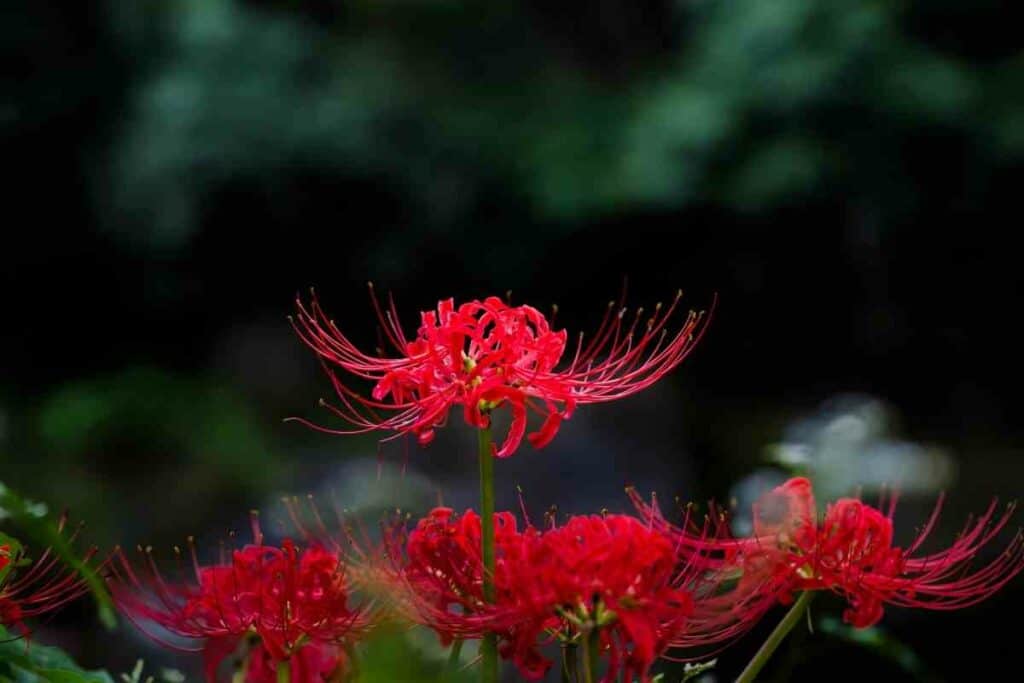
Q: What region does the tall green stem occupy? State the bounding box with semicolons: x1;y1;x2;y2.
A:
276;660;290;683
561;643;579;683
447;638;465;675
477;425;498;683
580;628;600;683
736;591;816;683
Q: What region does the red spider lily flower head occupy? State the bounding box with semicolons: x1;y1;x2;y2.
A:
108;516;371;682
379;507;761;683
499;512;768;682
499;513;698;682
291;286;711;457
745;477;1024;628
0;516;100;639
374;507;530;648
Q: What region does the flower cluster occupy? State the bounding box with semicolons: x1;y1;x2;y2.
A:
109;526;369;683
380;507;762;682
292;288;709;457
6;287;1023;683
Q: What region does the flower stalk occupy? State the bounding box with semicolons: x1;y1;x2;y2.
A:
735;591;816;683
478;424;498;683
276;660;290;683
560;642;579;683
580;626;600;683
447;639;464;674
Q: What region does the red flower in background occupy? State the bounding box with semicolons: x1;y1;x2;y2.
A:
377;508;762;682
292;286;711;457
744;477;1024;627
109;525;371;683
0;517;100;639
637;477;1024;631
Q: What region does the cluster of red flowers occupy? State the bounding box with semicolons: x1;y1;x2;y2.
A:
4;288;1022;683
366;476;1024;682
291;288;709;457
107;522;370;683
379;505;765;681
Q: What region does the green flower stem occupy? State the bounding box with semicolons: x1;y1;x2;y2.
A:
561;642;579;683
276;660;290;683
478;425;498;683
736;591;816;683
581;627;600;683
447;638;465;674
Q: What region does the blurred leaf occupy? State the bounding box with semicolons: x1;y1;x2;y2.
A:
353;627;473;683
817;616;938;682
0;626;114;683
28;367;286;545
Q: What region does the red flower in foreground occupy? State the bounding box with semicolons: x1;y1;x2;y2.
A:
109;524;370;683
292;287;710;456
379;508;760;682
637;477;1024;630
0;518;100;638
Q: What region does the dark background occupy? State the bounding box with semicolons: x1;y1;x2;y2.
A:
2;1;1022;680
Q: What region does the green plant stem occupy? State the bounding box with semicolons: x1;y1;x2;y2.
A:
561;643;579;683
736;591;816;683
276;660;290;683
580;628;600;683
478;425;498;683
447;639;465;674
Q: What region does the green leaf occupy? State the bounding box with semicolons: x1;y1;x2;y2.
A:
353;627;473;683
817;616;937;681
0;626;114;683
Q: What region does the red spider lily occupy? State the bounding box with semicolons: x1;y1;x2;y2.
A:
108;519;371;683
374;507;531;647
636;478;1024;630
377;508;763;682
291;286;711;457
745;477;1024;627
0;518;100;639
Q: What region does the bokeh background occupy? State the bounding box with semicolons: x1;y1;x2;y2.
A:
2;0;1023;680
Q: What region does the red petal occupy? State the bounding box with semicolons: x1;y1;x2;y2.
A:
527;411;563;450
494;398;527;458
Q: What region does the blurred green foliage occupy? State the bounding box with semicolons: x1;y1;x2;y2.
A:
0;625;113;683
817;616;937;682
353;627;474;683
3;368;286;547
96;0;1023;258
